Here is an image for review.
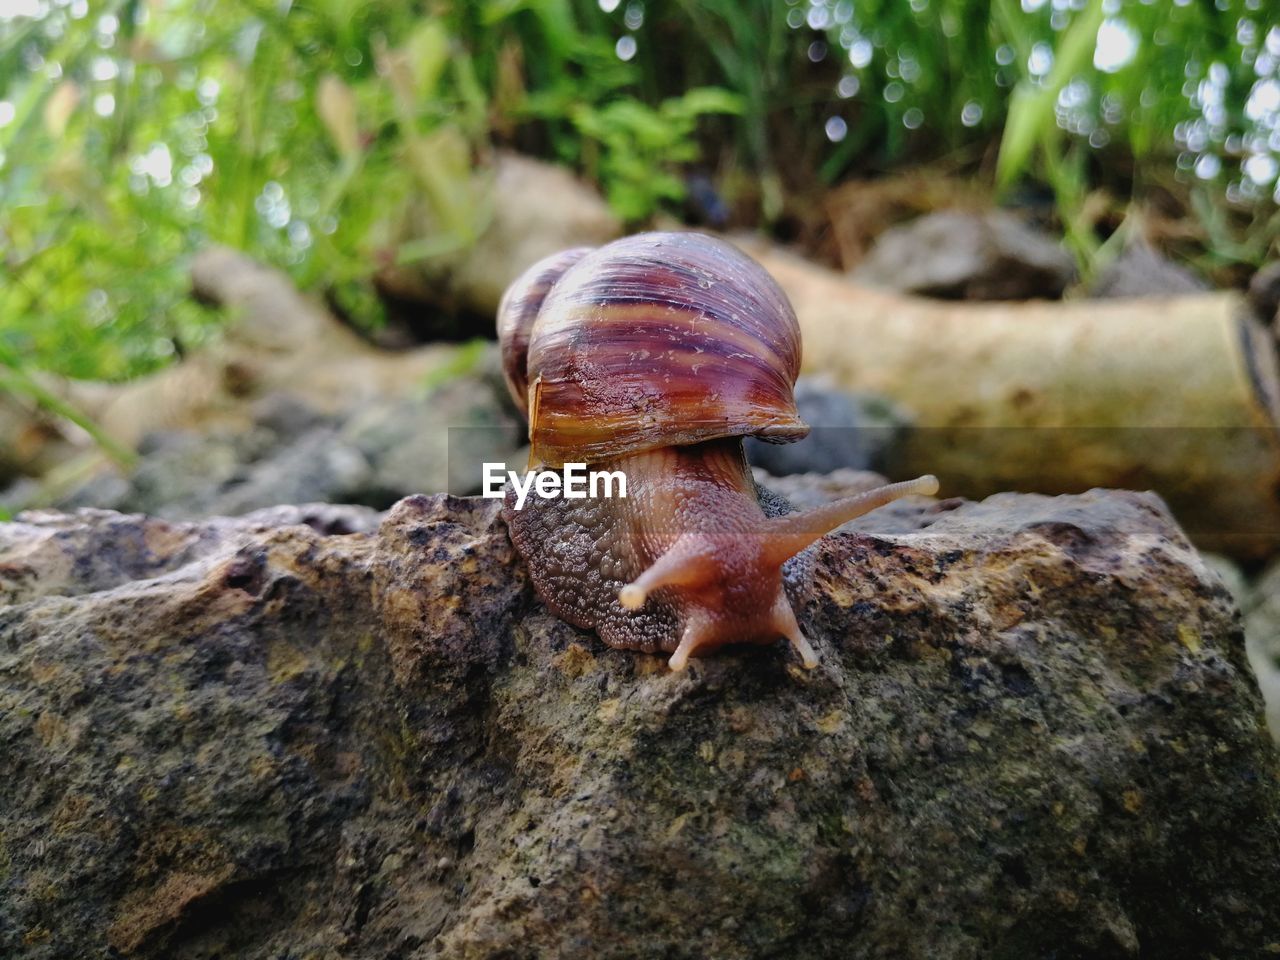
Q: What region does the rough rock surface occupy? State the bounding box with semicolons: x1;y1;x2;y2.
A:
852;210;1076;300
2;490;1278;959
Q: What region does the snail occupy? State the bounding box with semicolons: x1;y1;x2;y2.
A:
497;232;938;671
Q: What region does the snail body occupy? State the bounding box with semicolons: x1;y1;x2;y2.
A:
498;232;937;670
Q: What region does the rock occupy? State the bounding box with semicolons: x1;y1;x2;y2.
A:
2;488;1278;958
1089;241;1209;299
205;429;374;516
1245;560;1280;739
51;356;522;517
343;365;523;499
248;391;332;438
56;429;270;516
745;377;910;475
682;171;730;229
821;172;989;269
754;466;890;510
1248;261;1280;327
852;210;1076;300
52;420;313;519
0;503;381;605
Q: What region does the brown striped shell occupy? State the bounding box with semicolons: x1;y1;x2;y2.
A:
497;232;809;467
496;246;594;417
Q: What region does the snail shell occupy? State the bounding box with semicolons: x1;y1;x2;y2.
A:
497;246;593;418
498;232;808;467
497;232;938;670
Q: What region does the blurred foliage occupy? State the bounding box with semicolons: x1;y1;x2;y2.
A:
0;0;1277;391
618;0;1278;274
565;87;743;219
0;340;135;464
2;0;497;382
0;0;747;383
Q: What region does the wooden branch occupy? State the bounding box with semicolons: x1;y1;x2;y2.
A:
2;248;461;477
749;243;1280;559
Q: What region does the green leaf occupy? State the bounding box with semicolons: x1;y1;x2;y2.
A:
666;87;745;118
406;20;450;101
996;0;1107;188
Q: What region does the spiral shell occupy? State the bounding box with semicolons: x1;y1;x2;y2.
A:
496;246;594;417
497;232;809;467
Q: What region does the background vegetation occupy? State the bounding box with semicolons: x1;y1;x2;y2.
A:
2;0;1278;384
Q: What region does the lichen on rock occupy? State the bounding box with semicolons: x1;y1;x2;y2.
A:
1;489;1277;958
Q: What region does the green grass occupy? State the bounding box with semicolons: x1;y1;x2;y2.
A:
0;0;1275;399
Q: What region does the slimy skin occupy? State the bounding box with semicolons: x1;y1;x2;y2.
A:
503;437;937;670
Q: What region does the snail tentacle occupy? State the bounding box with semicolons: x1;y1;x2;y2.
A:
668;616;712;672
618;535;713;611
771;594;820;670
761;475;940;567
